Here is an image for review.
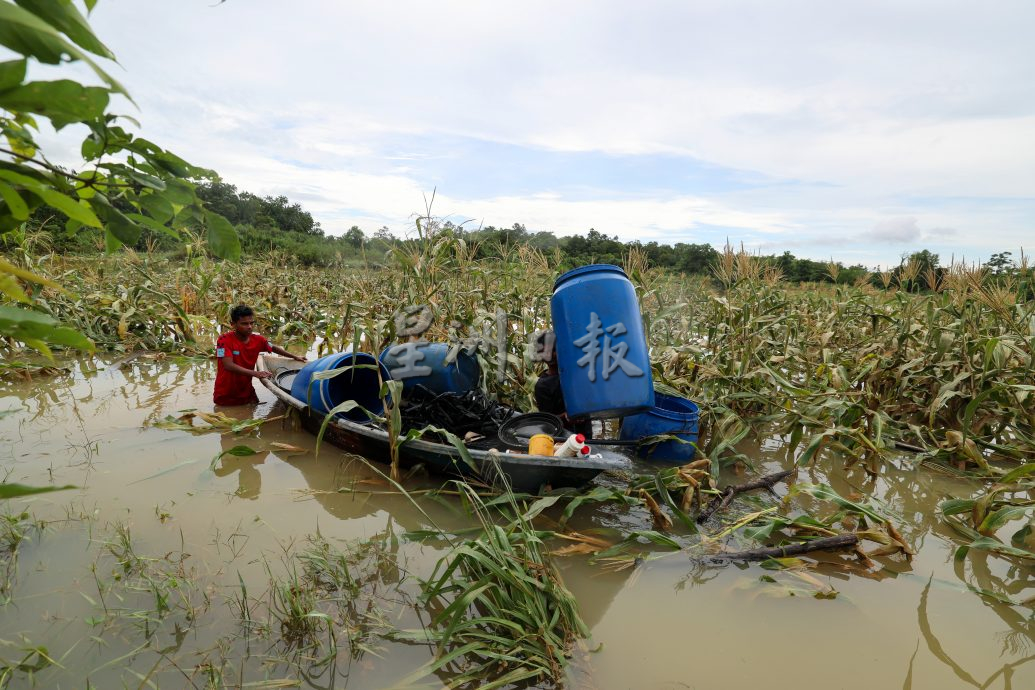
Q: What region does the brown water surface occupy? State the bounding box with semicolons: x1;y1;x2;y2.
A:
0;355;1032;688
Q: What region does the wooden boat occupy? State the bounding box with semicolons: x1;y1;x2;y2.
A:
257;354;631;492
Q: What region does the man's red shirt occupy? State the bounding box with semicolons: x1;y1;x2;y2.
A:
214;332;272;405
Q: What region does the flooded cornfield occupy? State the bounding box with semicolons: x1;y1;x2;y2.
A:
3;2;1035;686
2;351;1032;689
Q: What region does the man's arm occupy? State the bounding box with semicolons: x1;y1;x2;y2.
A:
222;355;273;379
270;344;306;362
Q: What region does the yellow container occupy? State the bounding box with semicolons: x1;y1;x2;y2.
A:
527;434;555;456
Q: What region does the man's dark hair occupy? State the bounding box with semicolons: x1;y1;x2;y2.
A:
230;305;254;323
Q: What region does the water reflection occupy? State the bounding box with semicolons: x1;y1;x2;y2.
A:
914;574;1035;689
225;400;447;532
558;561;633;630
4;355;1035;689
955;550;1035;655
214;433;268;500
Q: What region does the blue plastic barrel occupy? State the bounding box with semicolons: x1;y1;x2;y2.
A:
379;342;481;395
550;264;654;418
290;352;391;423
619;393;700;462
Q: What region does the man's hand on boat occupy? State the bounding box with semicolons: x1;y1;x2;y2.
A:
269;346;307;364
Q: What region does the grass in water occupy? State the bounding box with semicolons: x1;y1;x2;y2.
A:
0;512;43;605
400;482;589;689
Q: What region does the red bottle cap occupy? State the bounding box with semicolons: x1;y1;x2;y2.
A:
579;445;590;455
575;434;585;444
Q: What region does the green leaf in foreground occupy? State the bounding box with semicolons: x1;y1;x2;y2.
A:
90;193;141;246
0;79;109;129
0;483;76;499
12;0;115;59
0;169;102;227
0;304;95;357
0;58;27;90
0;180;28;219
0;1;127;94
222;445;259;457
205;210;241;261
977;505;1033;536
593;529;683;559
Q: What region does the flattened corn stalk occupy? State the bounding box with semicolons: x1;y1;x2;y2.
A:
6;237;1033;481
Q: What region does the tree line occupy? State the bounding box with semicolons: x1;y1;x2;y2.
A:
9;179;1029;290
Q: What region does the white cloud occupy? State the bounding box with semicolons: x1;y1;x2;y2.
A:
25;0;1032;268
436;193;795;241
89;2;1035;189
872;217;922;243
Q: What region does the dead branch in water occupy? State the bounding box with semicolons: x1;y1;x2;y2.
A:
710;534;859;562
696;469;795;524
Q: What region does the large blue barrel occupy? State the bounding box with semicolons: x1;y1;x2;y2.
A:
290;352;391;423
619;393;700;462
550;264;654;418
379;342;481;395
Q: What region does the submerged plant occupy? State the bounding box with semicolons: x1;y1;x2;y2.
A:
938;465;1035;562
0;642;54;688
403;483;589;688
0;512;43;604
268;566;326;647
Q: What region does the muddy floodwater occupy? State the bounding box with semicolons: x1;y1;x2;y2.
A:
1;354;1032;689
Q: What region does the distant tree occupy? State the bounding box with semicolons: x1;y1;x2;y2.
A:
672;243;719;274
528;231;559;252
898;249;941;291
344;225;365;247
987;251;1013;275
501;222;528;245
905;249;939;273
194;181;243;222
259;195;321;235
839;264;870;285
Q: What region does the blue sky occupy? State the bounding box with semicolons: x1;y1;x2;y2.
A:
41;1;1035;267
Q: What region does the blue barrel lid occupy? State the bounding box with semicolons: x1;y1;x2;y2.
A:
553;264;628;291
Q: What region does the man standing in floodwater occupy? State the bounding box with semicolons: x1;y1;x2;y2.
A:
214;305;306;406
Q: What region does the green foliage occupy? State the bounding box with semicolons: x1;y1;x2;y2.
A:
1;510;44;605
905;249;939;275
460;225;721;273
343;224;364;247
938;475;1035;563
23;167;1026;291
0;304;93;355
235;223;364;267
195;180;321;236
404;483;588;688
0;0;240;357
987;251;1013;275
0;483;76;500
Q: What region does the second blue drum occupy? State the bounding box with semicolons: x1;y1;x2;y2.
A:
549;264;654;418
379;342;481;395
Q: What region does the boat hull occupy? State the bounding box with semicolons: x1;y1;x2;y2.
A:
258;354;630;492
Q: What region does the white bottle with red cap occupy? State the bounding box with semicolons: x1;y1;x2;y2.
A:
554;434;590;458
